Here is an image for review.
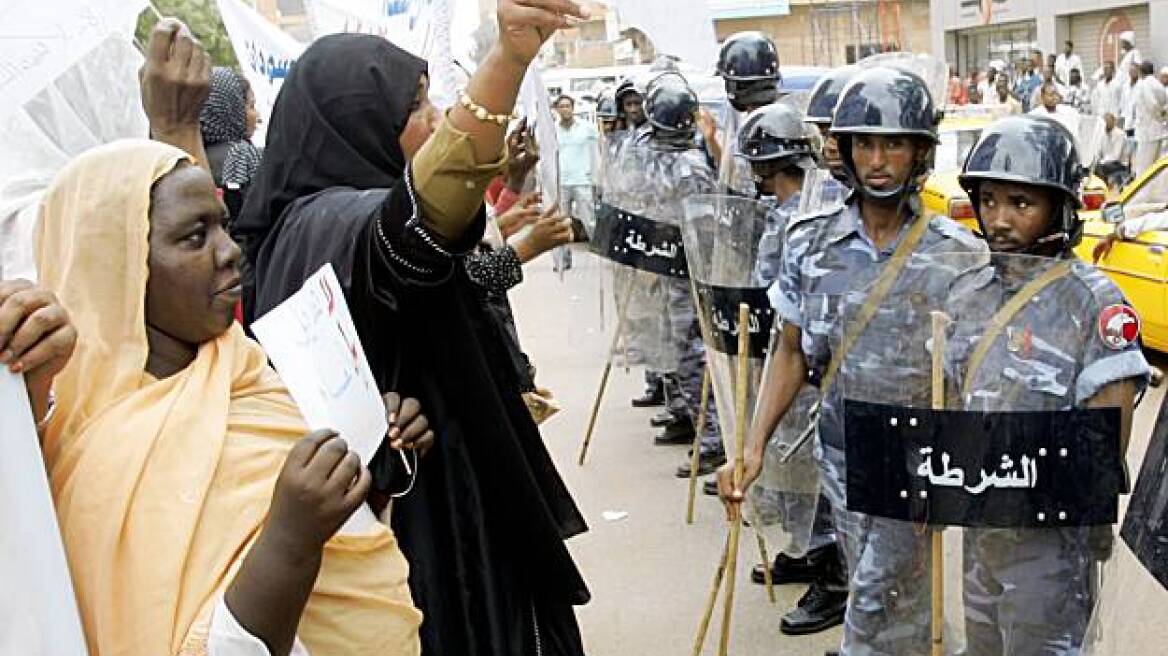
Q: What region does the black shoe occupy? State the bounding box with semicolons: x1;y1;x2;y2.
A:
825;652;841;656
780;582;847;636
675;451;726;478
631;386;665;408
751;543;841;586
703;480;719;496
650;411;674;427
653;418;695;445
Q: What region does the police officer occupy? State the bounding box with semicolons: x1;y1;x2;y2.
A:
718;66;986;654
713;31;782;194
950;115;1147;654
631;73;725;470
804;66;860;186
737;101;851;636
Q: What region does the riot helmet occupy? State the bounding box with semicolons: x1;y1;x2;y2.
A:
596;87;619;119
716;31;781;112
616;75;648;127
645;73;698;151
832;66;940;201
805;66;860;126
959;115;1085;253
737;104;816;166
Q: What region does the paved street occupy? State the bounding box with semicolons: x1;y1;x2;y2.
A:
511;245;1166;656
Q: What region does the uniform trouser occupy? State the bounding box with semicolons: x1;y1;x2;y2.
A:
666;277;721;453
963;528;1100;655
818;441;933;656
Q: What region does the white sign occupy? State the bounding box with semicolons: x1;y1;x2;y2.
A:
0;0;145;120
610;0;719;72
252;264;388;465
216;0;306;142
708;0;789;20
305;0;458;106
519;66;560;210
0;371;88;655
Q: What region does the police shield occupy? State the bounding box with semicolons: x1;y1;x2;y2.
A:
1084;395;1168;654
681;193;820;554
831;251;1131;655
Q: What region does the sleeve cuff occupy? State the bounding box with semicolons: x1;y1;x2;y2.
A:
1076;350;1150;404
411;112;508;226
208;597;311;656
769;283;803;328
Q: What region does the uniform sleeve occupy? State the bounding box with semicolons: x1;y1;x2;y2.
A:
1119;210;1168;239
771;226;807;327
410;112;507;230
1075;289;1151;404
208;597;310;656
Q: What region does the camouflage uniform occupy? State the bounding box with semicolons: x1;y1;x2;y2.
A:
944;258;1149;655
776;199;986;655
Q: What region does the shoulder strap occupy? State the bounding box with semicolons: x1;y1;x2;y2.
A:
818;213;933;395
960;260;1074;396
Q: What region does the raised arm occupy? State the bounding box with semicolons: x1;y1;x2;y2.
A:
140;19;211;174
411;1;588;242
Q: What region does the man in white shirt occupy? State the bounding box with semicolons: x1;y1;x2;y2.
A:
1064;68;1090;112
1029;81;1081;138
977;67;998;105
1098;113;1131;189
1132;61;1168;175
1091;60;1122;118
1055;40;1083;86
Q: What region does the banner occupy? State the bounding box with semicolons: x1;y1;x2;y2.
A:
305;0;457;106
0;0;145;121
216;0;305;140
0;371;87;655
609;0;719;73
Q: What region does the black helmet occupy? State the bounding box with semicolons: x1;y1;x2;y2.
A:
959;115;1085;251
737;103;815;165
716;32;780;82
717;31;781;112
645;73;698;151
832;66;940;201
805;66;860;126
596;88;619;119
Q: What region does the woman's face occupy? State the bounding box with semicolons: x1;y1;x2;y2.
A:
145;164;241;346
244;87;258;139
399;74;440;160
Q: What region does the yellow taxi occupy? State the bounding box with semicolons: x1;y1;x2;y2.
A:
1077;156;1168;352
921;105;1108;231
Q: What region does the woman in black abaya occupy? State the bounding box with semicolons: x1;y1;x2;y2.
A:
232;3;592;655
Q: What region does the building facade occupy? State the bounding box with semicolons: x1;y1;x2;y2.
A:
931;0;1168;76
713;0;933;68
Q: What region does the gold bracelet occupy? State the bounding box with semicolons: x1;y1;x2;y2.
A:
458;90;519;127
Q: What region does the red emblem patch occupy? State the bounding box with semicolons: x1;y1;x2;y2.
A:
1098;304;1141;350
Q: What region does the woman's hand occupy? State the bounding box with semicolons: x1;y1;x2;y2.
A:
139;18;212;171
0;280;77;421
496;194;542;239
495;0;590;68
505;118;540;190
383;392;435;457
265;430;372;554
513;204;574;263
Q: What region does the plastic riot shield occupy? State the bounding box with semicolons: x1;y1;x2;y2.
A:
592;132;713;374
1084;396;1168;654
832;251;1129;656
681;194;819;555
857;51;949;112
714;103;754;196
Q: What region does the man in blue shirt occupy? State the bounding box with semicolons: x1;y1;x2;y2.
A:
554;94;599;271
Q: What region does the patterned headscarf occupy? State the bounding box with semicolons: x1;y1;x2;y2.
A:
199;67;262;186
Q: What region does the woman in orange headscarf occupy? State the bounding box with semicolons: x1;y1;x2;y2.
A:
35;138;427;655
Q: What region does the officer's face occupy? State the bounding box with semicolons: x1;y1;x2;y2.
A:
977;181;1056;253
818;125;846;180
623;96;645;126
851;134;918;193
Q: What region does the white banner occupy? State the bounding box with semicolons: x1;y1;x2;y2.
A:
610;0;719;73
0;371;88;655
305;0;457;106
519;66;560;210
215;0;305;140
0;0;145;120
